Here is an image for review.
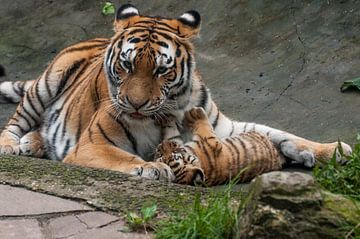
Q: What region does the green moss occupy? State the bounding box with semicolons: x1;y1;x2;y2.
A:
322;191;360;226
0;155;211;215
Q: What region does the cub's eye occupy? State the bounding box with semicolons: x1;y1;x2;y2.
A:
123;61;132;69
156;66;167;75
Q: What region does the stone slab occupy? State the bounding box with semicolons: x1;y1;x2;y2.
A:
0;219;44;239
48;215;88;238
0;185;91;216
76;211;120;228
67;221;152;239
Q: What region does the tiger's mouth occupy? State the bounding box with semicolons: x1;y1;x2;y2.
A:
129;112;146;119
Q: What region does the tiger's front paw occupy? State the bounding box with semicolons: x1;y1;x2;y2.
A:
131;162;175;182
0;133;20;155
184;107;208;128
0;144;20;155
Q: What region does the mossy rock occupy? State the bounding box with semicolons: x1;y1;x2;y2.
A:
236;171;360;239
0;155;212;215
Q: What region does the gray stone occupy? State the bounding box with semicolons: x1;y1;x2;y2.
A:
0;185;92;216
76;211;120;228
67;221;152;239
0;219;44;239
48;215;88;238
236;171;360;239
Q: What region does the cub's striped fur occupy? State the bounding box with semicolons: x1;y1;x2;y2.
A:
156;108;285;185
0;4;352;182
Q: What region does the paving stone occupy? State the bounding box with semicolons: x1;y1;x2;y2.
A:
0;185;92;216
48;215;89;238
76;211;120;228
67;221;152;239
0;219;44;239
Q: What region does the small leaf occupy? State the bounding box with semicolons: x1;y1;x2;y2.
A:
141;203;157;221
102;2;115;16
127;212;143;225
340;77;360;92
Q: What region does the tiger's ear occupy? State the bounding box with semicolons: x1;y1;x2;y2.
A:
175;10;201;39
113;4;140;32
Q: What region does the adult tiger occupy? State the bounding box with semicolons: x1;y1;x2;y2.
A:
0;4;351;181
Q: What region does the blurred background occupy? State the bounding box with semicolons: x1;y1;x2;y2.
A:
0;0;359;144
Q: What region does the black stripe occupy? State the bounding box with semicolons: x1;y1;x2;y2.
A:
107;112;138;153
88;127;94;143
243;123;248;132
212;110;220;129
35;79;46;109
197;84;208;108
22;106;38;125
7;123;26;134
12;83;22;96
7;130;21;138
56;59;86;96
230;122;235;136
167;135;182;141
96;123;116;146
24;92;41;118
52;123;61;146
62;139;71;158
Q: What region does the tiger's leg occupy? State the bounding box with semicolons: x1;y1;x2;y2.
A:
65;144;174;181
64;109;174;181
185;107;222;158
206;101;352;167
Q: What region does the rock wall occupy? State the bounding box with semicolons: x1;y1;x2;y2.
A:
0;0;360;144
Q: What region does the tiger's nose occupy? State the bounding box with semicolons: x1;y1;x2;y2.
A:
126;97;149;110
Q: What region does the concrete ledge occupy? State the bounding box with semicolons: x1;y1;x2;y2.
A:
0;155;211;214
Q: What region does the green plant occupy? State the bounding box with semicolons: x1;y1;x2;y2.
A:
313;139;360;201
102;2;115;16
341;76;360;92
124;203;157;232
154;183;243;239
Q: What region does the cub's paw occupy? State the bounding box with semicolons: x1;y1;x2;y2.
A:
184;107;208;127
175;165;205;186
131;162;175;182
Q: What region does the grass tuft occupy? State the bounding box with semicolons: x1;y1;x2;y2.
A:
154;182;242;239
313;140;360;202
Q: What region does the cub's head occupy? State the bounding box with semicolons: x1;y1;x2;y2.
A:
155;140;205;185
104;4;201;120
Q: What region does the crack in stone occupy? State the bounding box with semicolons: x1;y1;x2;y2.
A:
97;218;122;229
254;2;307;119
75;214;90;229
0;210;94;220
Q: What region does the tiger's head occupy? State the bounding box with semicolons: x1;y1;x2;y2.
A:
104;4;201;121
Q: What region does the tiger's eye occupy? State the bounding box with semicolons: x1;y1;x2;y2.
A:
123;61;132;69
157;66;167;75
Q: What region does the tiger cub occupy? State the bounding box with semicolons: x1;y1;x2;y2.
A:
155;107;285;186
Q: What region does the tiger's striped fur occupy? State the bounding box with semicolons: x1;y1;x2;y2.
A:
0;4;352;181
155;108;285;185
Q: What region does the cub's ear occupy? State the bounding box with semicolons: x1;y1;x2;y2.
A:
176;10;201;39
113;4;140;32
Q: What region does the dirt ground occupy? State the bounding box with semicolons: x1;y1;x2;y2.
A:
1;0;359;145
